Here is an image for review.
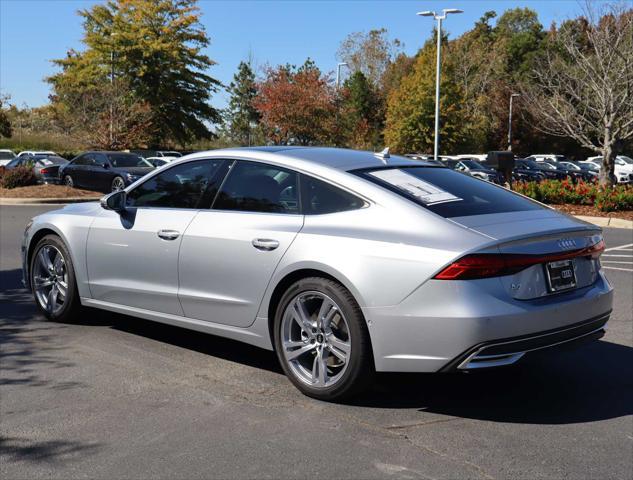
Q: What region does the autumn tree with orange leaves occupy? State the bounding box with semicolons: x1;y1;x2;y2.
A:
254;60;336;145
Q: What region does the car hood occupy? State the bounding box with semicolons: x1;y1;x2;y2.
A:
111;166;154;175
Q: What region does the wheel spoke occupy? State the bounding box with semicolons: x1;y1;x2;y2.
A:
311;348;328;386
37;247;53;272
316;299;337;329
286;343;316;361
47;284;58;312
292;299;314;338
56;279;68;299
53;254;64;275
34;276;54;290
327;335;351;358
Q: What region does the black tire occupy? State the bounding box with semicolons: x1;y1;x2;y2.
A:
273;277;374;401
30;234;81;323
111;176;125;192
63;175;74;188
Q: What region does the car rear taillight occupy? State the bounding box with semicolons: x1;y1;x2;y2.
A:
40;168;52;174
434;240;605;280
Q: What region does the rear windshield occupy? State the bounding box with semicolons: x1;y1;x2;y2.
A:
357;167;544;218
107;154;152;168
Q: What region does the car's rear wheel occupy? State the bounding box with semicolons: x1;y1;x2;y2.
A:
63;175;74;188
111;176;125;192
274;277;373;401
30;235;81;322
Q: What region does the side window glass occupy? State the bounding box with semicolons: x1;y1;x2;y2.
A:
213;161;299;214
127;159;226;209
300;175;364;215
94;154;107;167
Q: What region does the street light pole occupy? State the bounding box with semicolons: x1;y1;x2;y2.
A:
417;9;463;161
109;32;117;147
507;93;520;151
336;62;348;89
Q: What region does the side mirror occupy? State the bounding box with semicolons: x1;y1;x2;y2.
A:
101;190;127;212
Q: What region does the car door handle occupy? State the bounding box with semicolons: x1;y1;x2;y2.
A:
157;229;180;240
252;238;279;251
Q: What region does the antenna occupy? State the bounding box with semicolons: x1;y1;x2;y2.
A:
375;147;390;164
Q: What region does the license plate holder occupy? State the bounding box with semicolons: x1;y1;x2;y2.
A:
545;259;577;292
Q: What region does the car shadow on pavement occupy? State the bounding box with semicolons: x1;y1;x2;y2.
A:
4;268;631;425
354;340;633;425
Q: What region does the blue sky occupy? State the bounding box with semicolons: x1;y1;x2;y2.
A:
1;1;588;110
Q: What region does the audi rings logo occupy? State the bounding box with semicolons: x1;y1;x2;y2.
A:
558;238;578;250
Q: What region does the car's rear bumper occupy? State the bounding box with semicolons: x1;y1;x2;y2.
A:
439;313;608;371
363;272;613;372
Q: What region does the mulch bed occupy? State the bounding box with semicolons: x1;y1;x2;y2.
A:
0;184;102;198
553;203;633;221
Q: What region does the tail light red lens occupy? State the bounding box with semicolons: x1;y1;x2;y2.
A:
40;168;52;174
434;239;605;280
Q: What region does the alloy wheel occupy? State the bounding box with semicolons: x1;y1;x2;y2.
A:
64;175;73;187
32;245;68;316
281;291;351;388
112;177;125;192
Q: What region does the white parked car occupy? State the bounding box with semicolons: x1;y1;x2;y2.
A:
582;156;633;183
525;154;568;163
0;149;16;166
455;154;489;162
17;150;57;159
146;156;179;168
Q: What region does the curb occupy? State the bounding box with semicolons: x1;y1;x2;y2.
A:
0;196;100;205
575;215;633;229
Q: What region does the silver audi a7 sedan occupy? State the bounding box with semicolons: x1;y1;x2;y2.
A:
22;147;613;400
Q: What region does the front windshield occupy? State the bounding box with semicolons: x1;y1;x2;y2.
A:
538;162;555;170
560;162;580;170
107;153;153;168
618;156;633;164
0;152;14;160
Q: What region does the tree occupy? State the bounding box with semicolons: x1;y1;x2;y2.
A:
340;71;382;149
384;39;470;154
254;60;336;145
224;61;260;146
522;4;633;185
50;79;155;149
0;94;12;138
48;0;221;147
337;29;403;87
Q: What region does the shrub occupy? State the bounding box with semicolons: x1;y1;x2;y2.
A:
514;179;633;212
0;166;37;189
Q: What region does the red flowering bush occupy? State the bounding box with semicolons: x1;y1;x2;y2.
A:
514;180;633;212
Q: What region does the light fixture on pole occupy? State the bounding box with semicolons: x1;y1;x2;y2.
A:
417;8;463;161
336;62;348;89
508;93;520;151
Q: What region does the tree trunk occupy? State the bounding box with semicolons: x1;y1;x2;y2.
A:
599;126;615;187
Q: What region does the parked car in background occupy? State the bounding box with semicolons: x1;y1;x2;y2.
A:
22;147;612;400
455;154;488;162
130;149;183;159
17;150;57;158
146;156;179;168
526;154;568;163
583;156;633;183
60;151;155;192
542;160;594;183
4;154;68;184
443;159;504;184
0;149;16;166
156;151;182;158
515;159;567;180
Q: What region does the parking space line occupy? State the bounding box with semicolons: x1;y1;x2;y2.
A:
602;261;633;264
603;254;633;257
605;243;633;252
603;266;633;272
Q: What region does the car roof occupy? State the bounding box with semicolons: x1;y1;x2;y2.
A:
186;146;436;172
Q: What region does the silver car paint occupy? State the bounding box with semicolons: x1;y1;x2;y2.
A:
22;147;614;372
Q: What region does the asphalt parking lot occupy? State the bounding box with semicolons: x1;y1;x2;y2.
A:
1;205;632;480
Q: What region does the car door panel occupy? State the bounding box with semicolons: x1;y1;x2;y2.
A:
178;211;303;327
86;208;198;315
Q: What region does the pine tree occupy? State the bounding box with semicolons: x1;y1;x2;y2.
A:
224;61;260;146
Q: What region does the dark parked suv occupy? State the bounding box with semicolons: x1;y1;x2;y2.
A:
60;151;154;192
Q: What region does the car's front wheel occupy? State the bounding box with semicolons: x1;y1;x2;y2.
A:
274;277;373;401
63;175;74;188
30;235;81;322
111;176;125;192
